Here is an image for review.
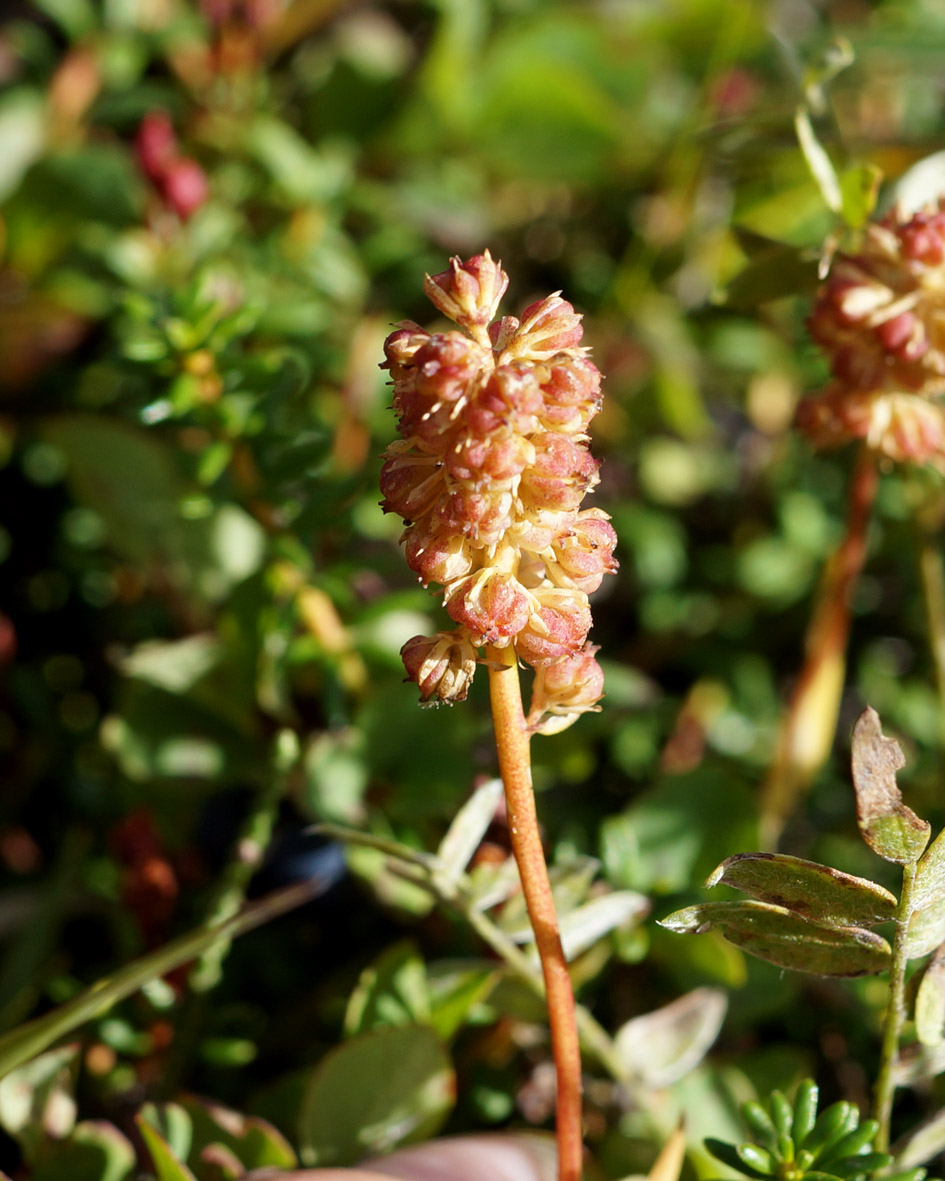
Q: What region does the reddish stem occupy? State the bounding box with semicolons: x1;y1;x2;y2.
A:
762;447;878;845
486;644;583;1181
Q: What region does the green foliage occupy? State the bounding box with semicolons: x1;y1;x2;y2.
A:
704;1079;929;1181
4;0;945;1177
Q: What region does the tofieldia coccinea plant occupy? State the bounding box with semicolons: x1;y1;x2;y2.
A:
380;252;618;1181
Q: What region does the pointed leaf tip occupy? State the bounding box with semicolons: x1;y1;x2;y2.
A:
852;707;930;864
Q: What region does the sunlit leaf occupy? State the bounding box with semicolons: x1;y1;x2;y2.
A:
136;1111;198;1181
613;988;727;1087
435;778;503;883
916;947;945;1048
660;901;891;977
906;826;945;958
707;852;897;927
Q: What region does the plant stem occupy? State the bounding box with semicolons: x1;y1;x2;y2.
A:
487;644;583;1181
761;448;878;847
874;860;918;1152
918;537;945;744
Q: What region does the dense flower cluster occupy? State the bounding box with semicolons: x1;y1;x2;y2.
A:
381;252;616;734
799;201;945;466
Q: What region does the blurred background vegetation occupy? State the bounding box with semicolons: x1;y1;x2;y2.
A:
3;0;945;1176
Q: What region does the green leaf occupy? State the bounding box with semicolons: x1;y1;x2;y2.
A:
839;164;883;229
792;1079;820;1146
176;1096;296;1171
707;852;897;927
136;1113;198;1181
0;91;46;205
34;1122;135;1181
435;778;503;884
0;1044;78;1162
705;1138;768;1179
297;1025;454;1167
426;962;500;1041
660;901;891;977
795;106;842;214
613;987;727;1087
0;882;318;1081
721;243;821;309
906;827;945;958
555;890;649;962
344;940;431;1036
851;708;930;865
916;948;945;1048
799;1101;859;1159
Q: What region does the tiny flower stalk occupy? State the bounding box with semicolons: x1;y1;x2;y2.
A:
381;251;617;1181
765;200;945;844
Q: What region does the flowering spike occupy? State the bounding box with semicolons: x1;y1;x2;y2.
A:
800;200;945;467
382;254;616;729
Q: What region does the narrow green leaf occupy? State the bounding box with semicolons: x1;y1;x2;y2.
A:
659;902;891;977
906;827;945;958
769;1090;793;1140
0;881;319;1081
820;1119;880;1163
829;1152;891;1177
707;852;897;927
795;106;842;214
916;948;945;1048
435;778;503;883
741;1101;778;1152
706;1139;768;1178
801;1101;860;1159
793;1079;820;1145
297;1024;454;1167
738;1143;776;1175
136;1116;198;1181
851;708;930;865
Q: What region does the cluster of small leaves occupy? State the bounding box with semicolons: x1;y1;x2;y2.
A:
662;709;945;981
706;1081;929;1181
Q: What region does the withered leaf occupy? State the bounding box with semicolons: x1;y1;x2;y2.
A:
851;707;930;865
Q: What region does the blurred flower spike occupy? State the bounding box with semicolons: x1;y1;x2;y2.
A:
381;251;616;735
800;200;945;466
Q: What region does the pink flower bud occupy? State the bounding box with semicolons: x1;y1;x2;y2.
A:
519;433;600;513
528;645;605;735
537;357;603;433
401;630;479;704
446;570;531;645
464;365;543;438
379;451;444;520
500;294;584;361
513;590;591;668
382;324;431;379
424;251;510;332
136;111;177;183
404;518;477;586
445;430;533;484
162;157;209;220
548;510;618;594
